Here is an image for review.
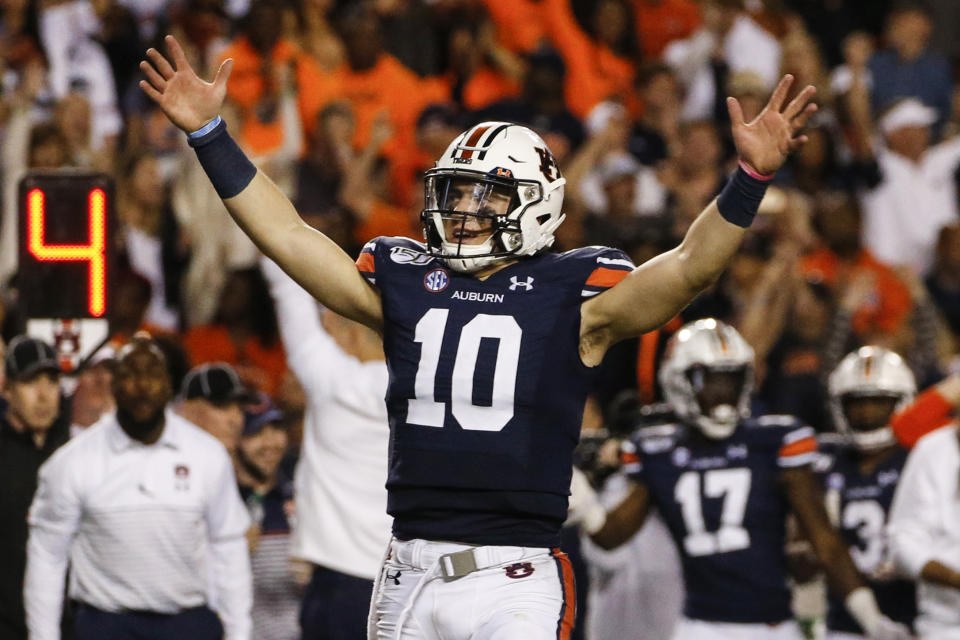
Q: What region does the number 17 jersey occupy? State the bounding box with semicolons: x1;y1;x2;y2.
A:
356;237;634;548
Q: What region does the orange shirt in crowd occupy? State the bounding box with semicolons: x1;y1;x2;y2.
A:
891;386;956;449
183;325;287;397
799;248;912;337
295;54;345;137
480;0;547;53
543;0;635;119
460;67;520;112
333;54;447;150
633;0;701;59
219;37;306;155
353;200;419;246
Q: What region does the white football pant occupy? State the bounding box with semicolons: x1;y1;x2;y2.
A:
368;538;575;640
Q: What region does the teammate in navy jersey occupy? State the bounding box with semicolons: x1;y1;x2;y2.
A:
141;35;818;640
802;347;920;639
588;321;912;640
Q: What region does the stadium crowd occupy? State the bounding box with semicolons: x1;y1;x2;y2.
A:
1;0;960;638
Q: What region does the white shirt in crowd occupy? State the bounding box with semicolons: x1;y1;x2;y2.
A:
261;258;392;580
664;15;781;122
24;409;252;640
888;425;960;638
860;137;960;275
579;473;683;640
38;0;122;150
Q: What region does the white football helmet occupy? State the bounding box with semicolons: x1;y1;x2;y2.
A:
421;122;566;273
659;319;755;439
828;346;916;452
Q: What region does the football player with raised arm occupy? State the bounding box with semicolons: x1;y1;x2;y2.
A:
141;35;817;640
584;321;913;640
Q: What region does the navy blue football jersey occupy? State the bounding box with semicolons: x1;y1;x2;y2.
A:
813;435;917;633
356;237;634;547
623;415;817;624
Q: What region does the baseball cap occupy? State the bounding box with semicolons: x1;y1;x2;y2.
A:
242;393;286;437
879;98;937;135
5;335;60;382
180;362;255;405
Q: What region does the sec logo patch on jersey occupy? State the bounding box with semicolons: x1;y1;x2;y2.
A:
423;268;450;293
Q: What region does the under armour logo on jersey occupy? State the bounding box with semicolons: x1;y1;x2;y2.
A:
509;276;534;291
386;570;402;585
504;562;535;579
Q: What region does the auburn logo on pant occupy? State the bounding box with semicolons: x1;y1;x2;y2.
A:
504;562;535;579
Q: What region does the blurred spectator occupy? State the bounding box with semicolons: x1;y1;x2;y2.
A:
629;63;682;166
90;0;142;116
799;193;912;344
579;460;682;639
564;106;670;251
294;0;345;72
479;0;547;54
0;336;67;640
786;0;892;67
0;60;66;287
340;113;420;245
295;101;353;216
38;0;121;155
846;88;960;275
868;4;952;127
440;14;522;113
664;0;781;122
117;151;188;332
542;0;636;119
237;395;299;640
476;48;585;156
632;0;701;60
388;102;461;207
218;0;312;161
376;0;439;77
926;224;960;340
183;268;287;396
177;362;253;458
888;423;960;638
260;258;391;640
658;120;726;229
68;346;116;437
24;335;252;640
331;2;443;151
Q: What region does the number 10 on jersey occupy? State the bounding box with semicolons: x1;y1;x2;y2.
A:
408;309;522;432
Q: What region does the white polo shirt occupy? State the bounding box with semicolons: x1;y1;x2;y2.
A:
888;424;960;637
262;258;392;580
25;409;252;640
860;138;960;275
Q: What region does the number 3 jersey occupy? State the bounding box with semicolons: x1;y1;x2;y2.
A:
813;436;917;634
356;237;634;548
622;415;817;624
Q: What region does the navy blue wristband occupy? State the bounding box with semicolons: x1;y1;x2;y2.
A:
186;119;257;199
715;163;772;228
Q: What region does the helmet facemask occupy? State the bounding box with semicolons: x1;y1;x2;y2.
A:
685;364;752;440
837;392;902;453
421;168;551;273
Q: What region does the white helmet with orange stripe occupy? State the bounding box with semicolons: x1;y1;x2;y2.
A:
421;121;566;273
659;319;755;439
828;346;916;452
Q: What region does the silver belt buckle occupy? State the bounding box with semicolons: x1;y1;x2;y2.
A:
439;548;478;582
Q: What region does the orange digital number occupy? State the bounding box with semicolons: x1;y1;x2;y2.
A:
26;187;107;317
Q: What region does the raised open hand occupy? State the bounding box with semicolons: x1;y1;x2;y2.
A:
139;35;233;133
728;75;817;176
